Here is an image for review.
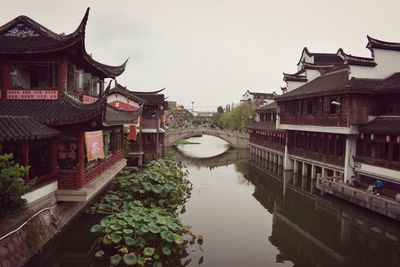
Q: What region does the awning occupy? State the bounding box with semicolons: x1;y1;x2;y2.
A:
141;128;165;133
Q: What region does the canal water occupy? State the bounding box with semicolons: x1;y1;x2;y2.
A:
27;135;400;267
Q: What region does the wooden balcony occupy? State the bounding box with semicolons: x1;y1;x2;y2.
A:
288;147;344;167
249;137;285;152
280;114;348;127
141;118;159;129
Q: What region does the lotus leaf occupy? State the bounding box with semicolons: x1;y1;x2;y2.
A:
111;233;122;243
123;253;138;265
162;246;172;256
95;250;104;257
149;224;161;234
152;184;164;194
143;247;155;256
173;233;184;244
140;225;149;233
138;257;147;266
110;254;122;266
143;182;153;191
160;230;174;243
123;228;133;234
149;172;160;181
119;247;129;254
110;224;121;230
90;224;101;233
125;236;136;246
157;216;167;225
102;235;113;245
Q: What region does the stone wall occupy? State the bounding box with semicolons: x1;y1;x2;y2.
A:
0;199;88;267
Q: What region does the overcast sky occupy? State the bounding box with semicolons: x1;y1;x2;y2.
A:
3;0;400;111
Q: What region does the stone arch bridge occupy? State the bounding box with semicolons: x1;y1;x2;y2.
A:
165;127;249;148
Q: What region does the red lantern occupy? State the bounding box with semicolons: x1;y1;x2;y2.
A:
371;134;374;141
386;135;390;142
360;133;364;139
397;136;400;143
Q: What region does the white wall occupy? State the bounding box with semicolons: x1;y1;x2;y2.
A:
349;49;400;79
286;80;307;92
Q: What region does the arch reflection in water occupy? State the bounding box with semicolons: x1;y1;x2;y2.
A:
249;156;400;267
175;135;231;158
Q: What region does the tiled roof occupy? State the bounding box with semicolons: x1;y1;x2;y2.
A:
337;49;376;67
277;69;350;100
359;117;400;134
109;83;147;104
247;121;282;132
0;116;59;141
297;47;344;66
367;35;400;52
276;69;400;101
103;105;142;126
283;72;308;82
257;101;277;111
0;8;126;78
132;93;165;105
0;93;107;125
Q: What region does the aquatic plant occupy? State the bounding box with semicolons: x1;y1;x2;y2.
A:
91;201;196;266
89;157;202;266
89;158;192;214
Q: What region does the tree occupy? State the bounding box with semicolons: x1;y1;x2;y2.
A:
0;154;32;218
220;103;256;131
217;106;224;113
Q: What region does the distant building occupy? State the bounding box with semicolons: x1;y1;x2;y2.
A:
241;90;275;106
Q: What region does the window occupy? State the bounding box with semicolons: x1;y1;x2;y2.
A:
58;138;78;170
10;63;58;89
29;143;51;177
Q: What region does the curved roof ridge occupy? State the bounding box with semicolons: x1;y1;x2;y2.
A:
367;35;400;51
129;88;166;94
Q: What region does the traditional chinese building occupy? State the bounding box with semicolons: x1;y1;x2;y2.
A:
250;36;400;214
107;83;166;164
241;90;275;107
0;8;140;206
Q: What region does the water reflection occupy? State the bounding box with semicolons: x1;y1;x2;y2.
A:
176;135;230;158
248;156;400;267
26;137;400;267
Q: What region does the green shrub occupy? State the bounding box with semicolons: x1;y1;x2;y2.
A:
0;154;32;218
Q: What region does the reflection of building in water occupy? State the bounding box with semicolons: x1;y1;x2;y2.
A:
167;147;249;169
247;160;400;267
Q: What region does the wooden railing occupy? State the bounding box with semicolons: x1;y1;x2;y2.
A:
58;150;124;189
280;114;347;127
289;147;344;166
355;156;400;171
249;138;285;152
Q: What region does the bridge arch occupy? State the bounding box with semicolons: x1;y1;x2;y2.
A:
165;127;249;149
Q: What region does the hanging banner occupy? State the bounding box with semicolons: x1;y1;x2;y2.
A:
128;124;137;141
85;130;105;161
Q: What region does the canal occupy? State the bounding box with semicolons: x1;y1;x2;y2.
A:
27;135;400;267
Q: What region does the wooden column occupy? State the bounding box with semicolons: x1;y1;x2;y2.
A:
77;131;85;188
2;62;10;98
58;59;68;93
50;139;58;175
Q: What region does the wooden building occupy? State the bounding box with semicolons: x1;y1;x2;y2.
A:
0;8;140;205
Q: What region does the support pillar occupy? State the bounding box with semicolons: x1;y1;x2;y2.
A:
302;162;308;177
293;160;299;174
344;135;356;183
283;145;293;171
77;131;85;188
311;164;317;180
322;167;327;178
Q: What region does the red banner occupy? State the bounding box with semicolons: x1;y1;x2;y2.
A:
85;131;105;161
7;90;58;100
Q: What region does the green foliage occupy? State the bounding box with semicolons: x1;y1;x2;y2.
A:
220;103;256;131
91;201;193;266
0;154;32;218
90;157;201;266
89;158;191;215
217;106;224;113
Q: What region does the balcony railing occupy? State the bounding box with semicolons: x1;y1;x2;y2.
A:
280;114;348;127
288;147;344;167
355;156;400;171
249;137;285;152
58;150;124;189
141;119;159;129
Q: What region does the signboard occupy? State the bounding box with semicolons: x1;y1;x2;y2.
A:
82;95;98;104
7;90;58;100
84;131;105;161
